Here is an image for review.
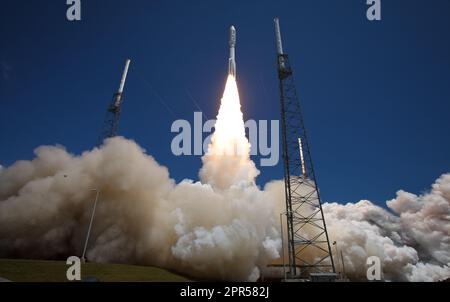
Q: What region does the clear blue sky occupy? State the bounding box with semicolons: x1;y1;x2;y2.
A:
1;0;449;206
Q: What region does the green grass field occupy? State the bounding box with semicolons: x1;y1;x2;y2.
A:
0;258;190;282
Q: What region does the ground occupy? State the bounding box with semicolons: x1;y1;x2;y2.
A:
0;258;189;282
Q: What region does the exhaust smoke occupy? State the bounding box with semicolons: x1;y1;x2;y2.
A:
0;74;449;281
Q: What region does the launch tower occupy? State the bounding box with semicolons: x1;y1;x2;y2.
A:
274;18;335;280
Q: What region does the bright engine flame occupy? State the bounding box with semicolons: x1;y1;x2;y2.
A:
210;75;249;156
199;75;259;189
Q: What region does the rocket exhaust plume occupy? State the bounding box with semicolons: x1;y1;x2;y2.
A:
199;74;259;189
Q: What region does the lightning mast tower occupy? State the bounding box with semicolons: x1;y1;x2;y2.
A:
82;59;130;262
98;59;131;144
274;18;335;280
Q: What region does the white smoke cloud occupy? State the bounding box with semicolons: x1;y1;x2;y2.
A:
323;174;450;281
0;138;449;281
0;137;280;281
1;74;449;281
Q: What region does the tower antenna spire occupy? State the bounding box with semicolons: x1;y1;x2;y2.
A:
98;59;131;145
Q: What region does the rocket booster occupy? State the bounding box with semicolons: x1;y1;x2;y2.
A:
228;25;236;77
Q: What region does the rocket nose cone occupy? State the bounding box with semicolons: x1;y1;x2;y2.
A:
229;26;236;41
229;25;236;46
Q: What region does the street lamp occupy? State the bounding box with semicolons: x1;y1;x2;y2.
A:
279;211;287;281
81;189;100;263
333;241;341;277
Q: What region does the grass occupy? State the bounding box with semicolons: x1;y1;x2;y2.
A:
0;258;190;282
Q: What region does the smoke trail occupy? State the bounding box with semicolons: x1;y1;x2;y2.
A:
199;75;259;190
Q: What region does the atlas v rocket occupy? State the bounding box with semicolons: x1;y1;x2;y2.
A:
228;25;236;77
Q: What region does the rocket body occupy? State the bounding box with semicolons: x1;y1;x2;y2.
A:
228;25;236;77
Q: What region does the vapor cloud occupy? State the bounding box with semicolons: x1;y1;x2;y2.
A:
324;173;450;281
0;137;448;281
0;138;280;281
0;74;449;281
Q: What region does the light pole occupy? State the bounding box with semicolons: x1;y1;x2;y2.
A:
81;189;100;263
279;211;287;280
333;241;341;277
340;250;346;279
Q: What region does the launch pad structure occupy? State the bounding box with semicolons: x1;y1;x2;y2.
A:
274;18;336;280
85;21;335;280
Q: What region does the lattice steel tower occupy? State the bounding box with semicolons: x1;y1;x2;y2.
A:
274;18;335;279
98;59;131;145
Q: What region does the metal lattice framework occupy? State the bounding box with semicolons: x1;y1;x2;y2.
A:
97;59;131;145
98;93;122;144
277;53;335;279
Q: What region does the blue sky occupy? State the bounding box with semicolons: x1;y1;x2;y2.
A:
1;0;449;206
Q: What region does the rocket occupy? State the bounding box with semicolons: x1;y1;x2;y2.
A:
228;25;236;77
